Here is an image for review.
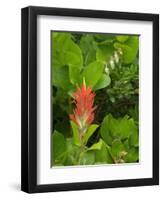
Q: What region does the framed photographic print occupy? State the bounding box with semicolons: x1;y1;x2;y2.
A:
21;6;159;193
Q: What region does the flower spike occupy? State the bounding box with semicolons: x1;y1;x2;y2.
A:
70;83;97;137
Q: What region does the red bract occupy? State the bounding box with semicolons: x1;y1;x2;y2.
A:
70;84;97;135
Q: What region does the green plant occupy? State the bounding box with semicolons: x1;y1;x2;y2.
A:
51;32;139;166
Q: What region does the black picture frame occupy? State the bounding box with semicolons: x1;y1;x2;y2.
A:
21;6;159;193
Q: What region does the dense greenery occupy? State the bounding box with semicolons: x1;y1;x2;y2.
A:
51;32;139;166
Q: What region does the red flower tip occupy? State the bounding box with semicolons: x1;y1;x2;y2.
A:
69;84;97;134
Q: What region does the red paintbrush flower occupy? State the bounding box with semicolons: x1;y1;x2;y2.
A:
70;83;97;137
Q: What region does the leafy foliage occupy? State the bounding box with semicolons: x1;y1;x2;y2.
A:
100;114;138;163
51;32;139;166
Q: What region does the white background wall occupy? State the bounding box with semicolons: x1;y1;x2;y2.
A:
0;0;162;199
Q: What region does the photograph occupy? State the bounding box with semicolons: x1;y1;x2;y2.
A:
51;31;139;167
21;6;159;193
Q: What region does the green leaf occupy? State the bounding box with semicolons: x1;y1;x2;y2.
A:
129;128;139;147
116;35;129;43
95;140;114;164
83;124;99;145
100;114;137;141
123;139;130;151
111;139;125;159
117;116;136;139
79;151;95;165
100;114;120;145
93;74;111;90
67;85;76;97
87;139;103;151
100;116;112;145
69;64;81;85
52;33;83;68
87;139;114;164
52;65;70;90
95;34;115;42
64;138;81;166
96;44;114;64
124;147;139;163
114;36;139;64
82;61;104;88
52;130;66;165
79;35;97;66
70;121;81;146
52;32;83;86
